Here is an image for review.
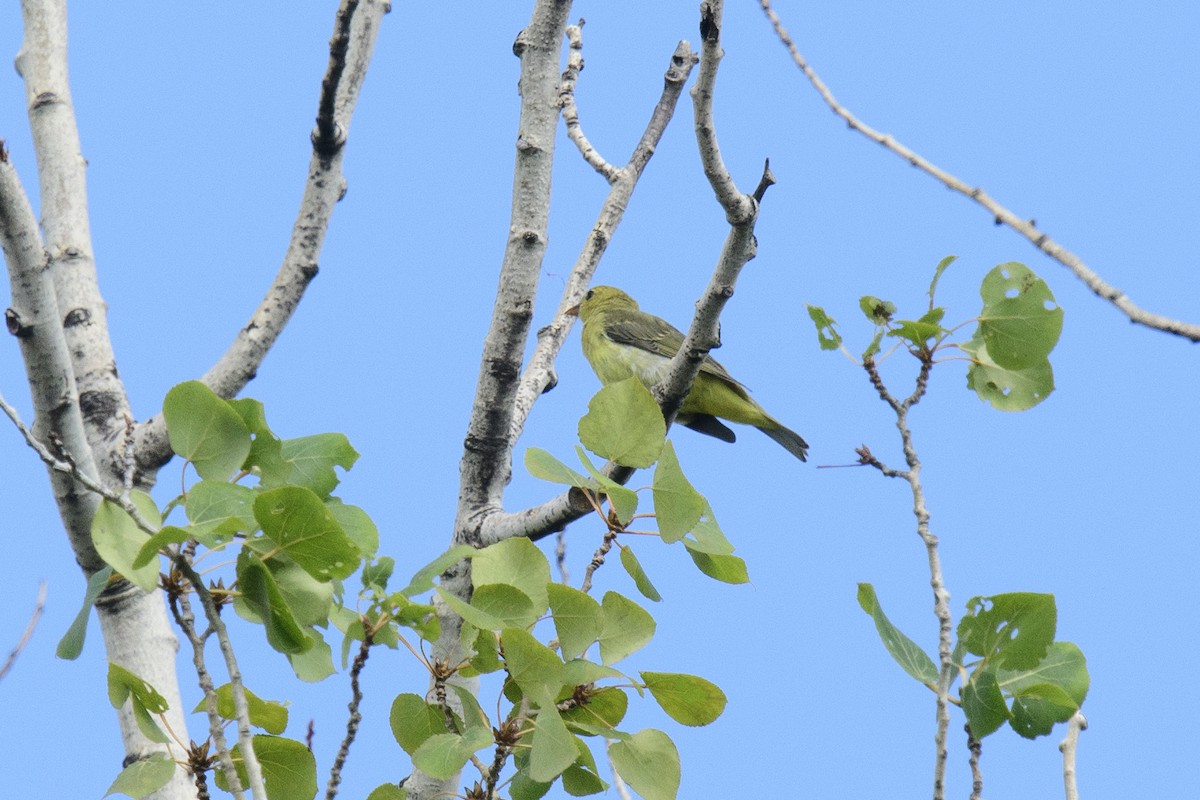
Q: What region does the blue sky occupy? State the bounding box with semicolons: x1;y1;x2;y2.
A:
2;2;1197;798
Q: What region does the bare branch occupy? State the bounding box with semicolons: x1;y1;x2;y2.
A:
1;150;107;572
486;40;699;546
17;0;135;479
324;631;373;800
0;582;46;682
1060;711;1087;800
171;586;247;800
133;0;391;473
692;0;754;223
860;355;954;800
560;21;619;181
759;0;1200;342
455;0;575;540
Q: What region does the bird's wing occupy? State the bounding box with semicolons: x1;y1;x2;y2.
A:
604;312;747;389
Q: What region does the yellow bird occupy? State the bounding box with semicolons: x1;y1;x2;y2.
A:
572;286;808;461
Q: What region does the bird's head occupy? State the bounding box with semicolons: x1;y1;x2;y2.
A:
567;286;639;322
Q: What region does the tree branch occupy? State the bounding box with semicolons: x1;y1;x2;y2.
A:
486;40;699;546
1059;711;1086;800
17;0;135;481
559;21;618;182
0;581;46;682
859;354;953;800
759;0;1200;342
4;26;108;574
133;0;391;473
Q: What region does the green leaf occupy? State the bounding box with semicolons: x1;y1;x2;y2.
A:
609;729;680;800
962;666;1009;738
1007;683;1080;739
548;583;603;660
618;545;662;602
411;728;493;781
196;684;289;735
641;672;727;726
561;687;629;734
683;508;733;554
471;583;538;628
576;447;639;525
997;641;1089;707
398;545;477;597
561;659;628;687
436;586;507;632
927;255;957;305
238;553;333;628
856;584;938;685
998;641;1089;739
163;381;252;481
91;493;162;593
107;663;169;743
104;752;176;798
185;480;257;540
863;329;884;360
230;397;289;485
362;556;395;592
252;486;360;581
275;432;359;498
466;626;502;675
652;441;705;540
683;545;749;584
473;537;551;614
529;707;578;782
133;525;190;570
57;566;111;659
389;693;449;755
525;447;595;489
958;592;1056;670
807;305;842;351
237;550;311;654
598;592;655;665
578;378;665;468
366;784;407;800
559;743;604;796
888;318;945;348
448;684;492;733
326;499;379;557
287;630;335;682
963;335;1055;411
859;295;896;324
977;262;1063;369
502;627;565;706
509;769;552;800
220;735;317;800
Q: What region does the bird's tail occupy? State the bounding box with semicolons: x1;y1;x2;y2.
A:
757;424;809;462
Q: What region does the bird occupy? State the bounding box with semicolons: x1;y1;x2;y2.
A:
570;285;808;461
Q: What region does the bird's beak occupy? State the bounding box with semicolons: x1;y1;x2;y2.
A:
565;303;580;317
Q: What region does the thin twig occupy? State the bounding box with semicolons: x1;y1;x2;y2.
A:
560;21;618;181
325;630;373;800
170;586;246;800
0;582;46;682
758;0;1200;342
860;355;953;800
966;725;983;800
1059;711;1087;800
580;530;618;594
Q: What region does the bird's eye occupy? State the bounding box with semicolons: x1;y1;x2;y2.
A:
585;289;595;300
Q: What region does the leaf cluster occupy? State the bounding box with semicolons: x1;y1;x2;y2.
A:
808;257;1064;411
858;585;1088;740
